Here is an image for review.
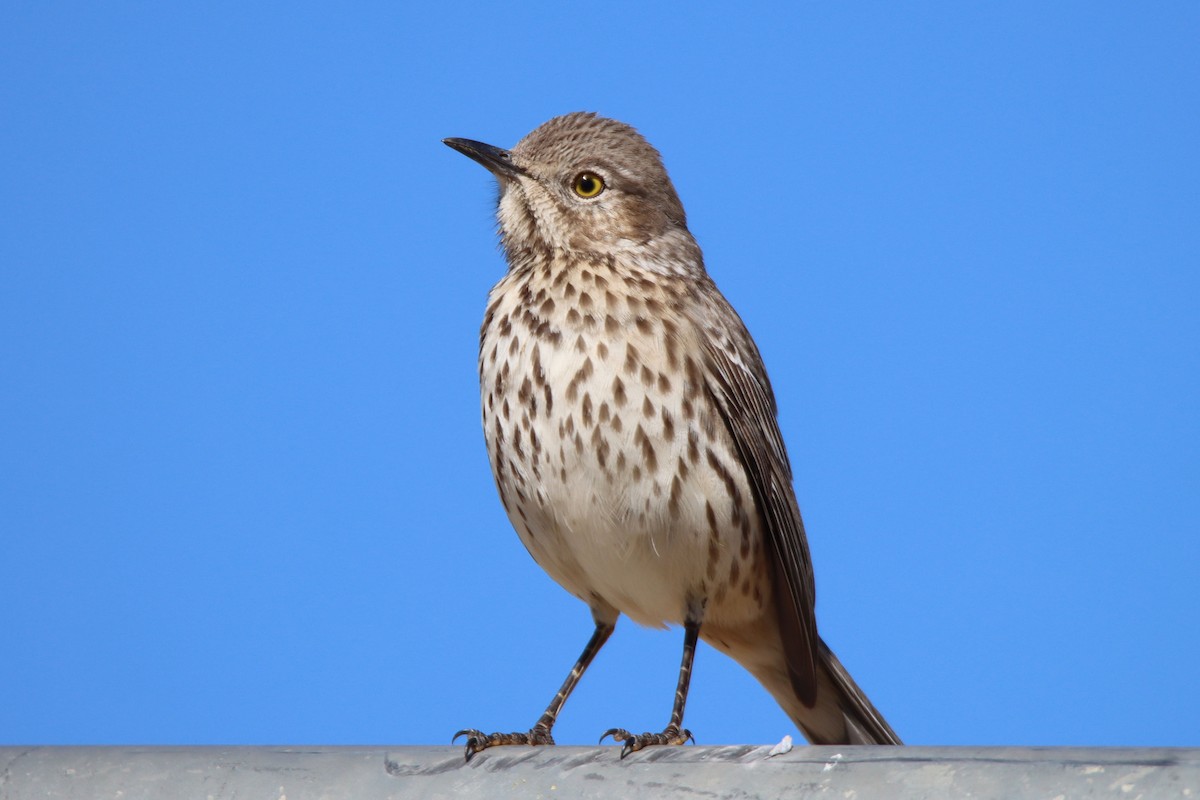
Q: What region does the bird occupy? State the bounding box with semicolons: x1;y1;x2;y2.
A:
443;112;900;758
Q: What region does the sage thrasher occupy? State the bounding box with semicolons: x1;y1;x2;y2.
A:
444;112;900;758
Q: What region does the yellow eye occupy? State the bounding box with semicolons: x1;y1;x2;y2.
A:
572;172;605;198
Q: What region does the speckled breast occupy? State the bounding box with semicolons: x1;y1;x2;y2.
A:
478;253;770;628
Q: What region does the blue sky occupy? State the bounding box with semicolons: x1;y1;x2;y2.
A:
2;2;1196;748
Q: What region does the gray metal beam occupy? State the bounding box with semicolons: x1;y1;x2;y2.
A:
2;745;1197;799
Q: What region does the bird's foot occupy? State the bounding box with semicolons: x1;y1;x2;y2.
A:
453;725;555;761
600;724;694;758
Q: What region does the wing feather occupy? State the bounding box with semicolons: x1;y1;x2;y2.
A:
697;282;820;706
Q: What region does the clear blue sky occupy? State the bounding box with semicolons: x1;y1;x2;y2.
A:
2;2;1196;748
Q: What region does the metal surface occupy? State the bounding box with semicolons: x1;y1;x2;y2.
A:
2;745;1198;799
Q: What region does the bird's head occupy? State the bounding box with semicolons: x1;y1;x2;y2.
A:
445;112;695;268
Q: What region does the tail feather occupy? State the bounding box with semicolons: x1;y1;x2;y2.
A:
759;638;901;745
703;621;901;745
811;639;901;744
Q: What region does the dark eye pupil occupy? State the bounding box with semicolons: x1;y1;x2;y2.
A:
580;176;596;193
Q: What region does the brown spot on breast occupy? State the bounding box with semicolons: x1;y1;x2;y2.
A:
664;334;680;371
482;298;501;329
592;427;609;467
705;505;721;580
495;362;510;394
605;314;619;334
623;343;639;375
581;393;594;428
579;291;593;310
531;344;545;386
661;408;675;441
635;316;652;335
640;364;654;387
612;376;627;408
566;356;594;403
597;341;609;360
567;308;581;326
685;362;706;399
634;424;657;472
642;396;655;418
668;474;683;518
706;448;747;526
539;297;555;316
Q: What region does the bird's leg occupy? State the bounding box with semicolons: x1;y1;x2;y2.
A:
602;616;700;758
455;619;615;760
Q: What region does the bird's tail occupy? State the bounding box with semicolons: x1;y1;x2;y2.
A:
760;638;902;745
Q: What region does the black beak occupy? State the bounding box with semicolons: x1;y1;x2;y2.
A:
443;137;527;179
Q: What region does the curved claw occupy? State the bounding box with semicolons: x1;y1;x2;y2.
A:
624;734;643;762
452;726;557;761
599;727;632;746
453;728;483;744
601;725;694;758
453;729;488;762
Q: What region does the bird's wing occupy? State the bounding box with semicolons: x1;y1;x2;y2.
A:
697;280;820;706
